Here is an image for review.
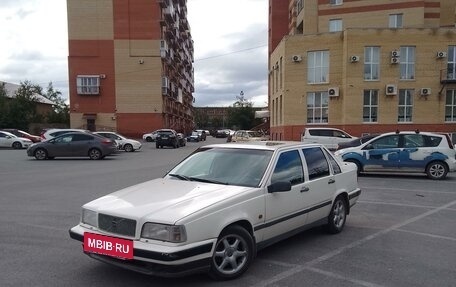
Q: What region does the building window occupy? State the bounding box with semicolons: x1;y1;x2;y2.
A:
296;0;304;14
307;91;329;123
330;0;343;5
400;46;415;80
448;46;456;80
76;76;100;95
275;62;279;93
280;57;283;89
363;90;378;122
364;47;379;80
307;51;329;84
398;89;414;122
389;14;403;28
445;89;456;122
329;19;342;32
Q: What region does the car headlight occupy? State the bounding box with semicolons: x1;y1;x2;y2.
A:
81;208;98;227
141;223;187;243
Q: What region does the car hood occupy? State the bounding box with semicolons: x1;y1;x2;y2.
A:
84;178;252;224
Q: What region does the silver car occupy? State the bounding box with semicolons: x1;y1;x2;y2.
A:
27;132;117;160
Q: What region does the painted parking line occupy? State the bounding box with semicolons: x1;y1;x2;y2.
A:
251;199;456;287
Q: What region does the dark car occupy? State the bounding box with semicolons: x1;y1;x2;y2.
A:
196;130;207;141
27;132;117;160
2;129;41;143
155;129;179;149
336;134;380;150
215;129;229;138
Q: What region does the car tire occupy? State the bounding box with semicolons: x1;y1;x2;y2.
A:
209;225;254;280
156;143;159;149
123;144;134;152
88;148;102;160
327;196;347;234
34;148;48;160
426;161;448;180
12;141;23;149
146;137;152;142
345;159;362;175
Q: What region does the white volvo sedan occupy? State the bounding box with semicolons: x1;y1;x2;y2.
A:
69;141;361;280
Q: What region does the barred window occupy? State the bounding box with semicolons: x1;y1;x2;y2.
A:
76;76;100;95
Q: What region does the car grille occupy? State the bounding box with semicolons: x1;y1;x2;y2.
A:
98;214;136;237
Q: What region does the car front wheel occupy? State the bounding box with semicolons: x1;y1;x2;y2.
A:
209;226;254;280
12;141;23;149
426;161;448;180
34;148;48;160
327;197;347;234
88;148;102;160
123;144;134;152
145;137;152;142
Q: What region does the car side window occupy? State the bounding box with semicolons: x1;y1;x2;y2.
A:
302;147;330;180
323;149;341;174
72;134;93;141
425;135;442;147
271;150;304;185
403;134;424;148
369;135;399;149
55;135;73;143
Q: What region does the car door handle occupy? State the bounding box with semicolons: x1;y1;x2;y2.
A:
328;179;335;184
300;187;309;193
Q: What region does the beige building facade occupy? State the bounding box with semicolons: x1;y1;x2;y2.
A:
269;0;456;141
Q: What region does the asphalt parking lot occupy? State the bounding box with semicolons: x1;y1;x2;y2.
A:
1;137;455;287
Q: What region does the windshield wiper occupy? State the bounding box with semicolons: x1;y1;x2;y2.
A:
187;177;229;185
168;174;192;181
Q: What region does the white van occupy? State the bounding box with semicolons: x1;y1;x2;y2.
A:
301;127;357;150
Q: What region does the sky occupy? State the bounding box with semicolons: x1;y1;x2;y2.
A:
0;0;269;107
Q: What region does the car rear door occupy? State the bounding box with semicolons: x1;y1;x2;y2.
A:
70;134;94;156
299;147;335;224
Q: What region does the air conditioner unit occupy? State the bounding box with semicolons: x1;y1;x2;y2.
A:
99;74;106;79
420;88;431;96
391;50;400;57
436;51;447;59
350;55;360;63
291;55;302;62
391;57;399;64
328;87;339;97
161;76;169;88
386;84;397;96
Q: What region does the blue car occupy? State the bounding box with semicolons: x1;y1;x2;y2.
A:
334;131;456;180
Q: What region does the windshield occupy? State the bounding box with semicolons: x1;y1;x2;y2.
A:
167;147;273;187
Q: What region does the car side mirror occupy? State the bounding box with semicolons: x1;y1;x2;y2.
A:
267;181;292;193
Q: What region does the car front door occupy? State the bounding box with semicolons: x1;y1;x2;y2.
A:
263;149;306;241
362;134;400;171
50;134;74;156
299;147;336;224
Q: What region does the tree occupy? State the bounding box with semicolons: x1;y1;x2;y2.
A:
226;93;262;130
0;83;8;128
43;82;69;124
5;81;39;130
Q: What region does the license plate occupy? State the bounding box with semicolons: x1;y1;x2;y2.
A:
83;232;133;260
162;136;168;139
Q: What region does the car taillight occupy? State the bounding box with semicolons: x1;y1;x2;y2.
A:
101;139;112;145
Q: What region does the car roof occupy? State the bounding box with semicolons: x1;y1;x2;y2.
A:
375;131;445;137
201;141;324;151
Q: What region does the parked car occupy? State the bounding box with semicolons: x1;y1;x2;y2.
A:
196;129;207;141
215;129;229;138
1;129;41;143
177;133;187;147
155;129;179;148
142;130;159;142
27;132;117;160
230;130;268;142
336;134;380;151
301;127;357;150
94;131;142;152
187;131;201;142
69;141;360;279
0;131;33;149
334;131;456;180
41;128;90;141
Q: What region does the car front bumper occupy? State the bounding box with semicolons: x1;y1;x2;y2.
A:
69;225;215;277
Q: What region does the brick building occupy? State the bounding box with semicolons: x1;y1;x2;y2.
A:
67;0;194;137
269;0;456;142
